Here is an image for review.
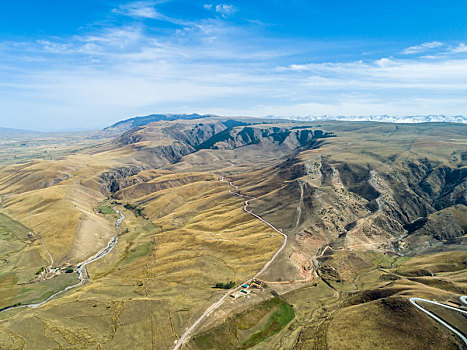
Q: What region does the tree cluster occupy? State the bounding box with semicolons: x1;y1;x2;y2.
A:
214;281;235;289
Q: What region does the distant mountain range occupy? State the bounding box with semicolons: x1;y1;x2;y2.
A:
264;114;467;124
104;113;216;132
0;127;38;134
104;113;466;133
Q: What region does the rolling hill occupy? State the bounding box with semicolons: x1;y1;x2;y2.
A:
0;117;465;349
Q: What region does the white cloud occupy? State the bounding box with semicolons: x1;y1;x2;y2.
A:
112;1;161;19
402;41;443;54
5;49;466;128
204;3;237;16
277;56;467;88
449;43;467;53
1;2;467;130
216;4;236;15
79;26;143;48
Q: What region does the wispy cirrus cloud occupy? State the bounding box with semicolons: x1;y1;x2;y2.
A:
402;41;443;54
278;55;467;91
112;1;162;19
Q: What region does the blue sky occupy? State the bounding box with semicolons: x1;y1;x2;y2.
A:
0;0;466;130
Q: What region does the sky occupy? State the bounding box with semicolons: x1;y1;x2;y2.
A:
0;1;467;131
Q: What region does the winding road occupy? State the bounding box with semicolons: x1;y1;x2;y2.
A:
173;176;467;349
172;177;288;350
410;296;467;346
0;208;125;313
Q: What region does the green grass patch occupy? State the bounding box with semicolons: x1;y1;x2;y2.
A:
241;302;295;349
371;253;396;269
123;242;153;265
16;272;78;305
0;212;31;240
392;256;410;268
192;297;295;350
124;203;144;217
0;272;78;309
0;214;50;305
97;205;115;215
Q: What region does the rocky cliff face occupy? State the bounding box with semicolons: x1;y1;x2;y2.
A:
114;121;226;168
114;120;465;253
161;122;229;148
99;165;144;194
114;120;334;168
105;121;336;200
117;121;231;148
244;153;466;258
197;126;335;150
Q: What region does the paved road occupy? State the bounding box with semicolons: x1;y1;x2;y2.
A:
172;177;288;350
409;296;467;346
0;209;125;313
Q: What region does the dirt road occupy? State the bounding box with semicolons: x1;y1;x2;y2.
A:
172;177;288;350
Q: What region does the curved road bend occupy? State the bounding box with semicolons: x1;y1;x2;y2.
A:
173;178;288;350
409;296;467;346
0;209;125;313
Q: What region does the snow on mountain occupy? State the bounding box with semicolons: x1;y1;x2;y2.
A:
264;115;467;124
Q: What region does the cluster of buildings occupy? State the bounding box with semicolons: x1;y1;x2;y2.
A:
230;279;263;299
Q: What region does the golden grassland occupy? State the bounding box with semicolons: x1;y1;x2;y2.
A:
420;301;467;336
0;212;81;310
0;170;284;348
0;150;133;264
0;147;134;312
211;250;465;350
0;121;465;349
325;297;460;350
